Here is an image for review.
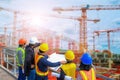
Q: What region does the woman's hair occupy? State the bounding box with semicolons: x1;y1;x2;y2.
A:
79;62;92;71
66;59;73;63
19;45;23;47
38;49;44;54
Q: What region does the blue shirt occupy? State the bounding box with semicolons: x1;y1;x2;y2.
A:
37;55;61;72
17;50;23;65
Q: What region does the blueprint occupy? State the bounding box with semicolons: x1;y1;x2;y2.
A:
47;52;66;71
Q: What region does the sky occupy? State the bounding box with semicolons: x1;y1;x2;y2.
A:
0;0;120;53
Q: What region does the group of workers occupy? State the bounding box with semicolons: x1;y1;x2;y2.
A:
16;37;96;80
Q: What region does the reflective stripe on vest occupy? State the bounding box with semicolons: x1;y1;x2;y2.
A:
35;53;39;64
16;47;25;66
79;68;96;80
35;54;49;76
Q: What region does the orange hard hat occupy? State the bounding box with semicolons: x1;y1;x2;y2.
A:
18;38;27;45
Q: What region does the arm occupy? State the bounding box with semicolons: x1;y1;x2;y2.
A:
41;58;61;67
44;55;49;59
34;43;41;48
57;68;66;80
17;50;23;65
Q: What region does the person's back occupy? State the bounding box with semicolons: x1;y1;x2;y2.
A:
24;37;40;80
16;38;27;80
61;62;76;80
57;50;76;80
77;53;96;80
24;44;35;76
78;66;96;80
35;43;66;80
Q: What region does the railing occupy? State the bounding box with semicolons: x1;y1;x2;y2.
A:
0;46;119;80
0;47;17;79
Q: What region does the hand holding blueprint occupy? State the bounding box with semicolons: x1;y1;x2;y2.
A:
47;52;66;71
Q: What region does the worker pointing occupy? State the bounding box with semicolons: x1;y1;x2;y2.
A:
35;43;66;80
24;37;40;80
16;38;27;80
77;53;96;80
57;50;76;80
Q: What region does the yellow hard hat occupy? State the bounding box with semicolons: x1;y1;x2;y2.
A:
65;50;75;60
39;43;49;52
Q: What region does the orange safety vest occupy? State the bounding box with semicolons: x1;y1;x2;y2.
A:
35;53;49;76
79;68;96;80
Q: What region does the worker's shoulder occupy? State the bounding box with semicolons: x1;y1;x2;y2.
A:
38;56;48;63
63;62;76;67
71;62;77;67
17;50;23;53
70;62;76;65
25;45;33;51
68;63;77;68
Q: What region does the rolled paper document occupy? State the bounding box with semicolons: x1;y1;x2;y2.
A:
51;72;73;80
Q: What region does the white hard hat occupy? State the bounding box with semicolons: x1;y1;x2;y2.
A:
29;37;39;44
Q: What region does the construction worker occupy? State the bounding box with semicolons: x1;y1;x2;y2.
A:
57;50;76;80
24;37;40;80
16;38;27;80
35;43;66;80
77;53;96;80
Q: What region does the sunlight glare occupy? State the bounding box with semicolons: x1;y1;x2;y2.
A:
30;16;44;26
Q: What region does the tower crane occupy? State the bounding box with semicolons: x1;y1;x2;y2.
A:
0;26;23;46
51;15;100;23
0;17;30;46
93;28;120;50
0;7;25;46
53;5;120;53
50;15;100;53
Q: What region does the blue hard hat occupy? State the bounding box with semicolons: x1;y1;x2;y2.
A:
80;53;92;65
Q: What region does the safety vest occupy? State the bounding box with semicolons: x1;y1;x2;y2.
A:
61;63;76;80
35;54;49;76
35;53;39;64
79;68;96;80
16;47;25;66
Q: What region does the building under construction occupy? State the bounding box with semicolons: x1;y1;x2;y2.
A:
0;0;120;80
